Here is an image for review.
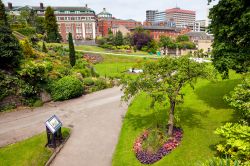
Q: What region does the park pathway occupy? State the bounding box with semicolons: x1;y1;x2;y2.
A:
76;49;161;58
0;87;127;166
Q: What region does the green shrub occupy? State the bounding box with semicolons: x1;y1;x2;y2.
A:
20;39;34;58
55;66;72;78
94;78;108;90
201;157;240;166
0;72;18;100
215;123;250;163
72;60;88;69
72;69;90;78
224;76;250;123
32;99;43;107
83;77;95;86
50;76;83;101
71;60;90;77
0;104;16;112
16;27;36;36
18;60;49;84
18;82;37;98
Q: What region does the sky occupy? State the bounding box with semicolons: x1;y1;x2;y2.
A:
3;0;218;22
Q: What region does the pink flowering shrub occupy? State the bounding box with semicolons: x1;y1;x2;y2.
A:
133;127;183;164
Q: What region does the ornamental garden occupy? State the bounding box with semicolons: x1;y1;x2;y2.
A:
0;0;249;166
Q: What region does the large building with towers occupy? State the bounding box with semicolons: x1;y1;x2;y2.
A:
6;3;97;42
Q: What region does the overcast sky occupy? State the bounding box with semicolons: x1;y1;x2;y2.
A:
3;0;218;21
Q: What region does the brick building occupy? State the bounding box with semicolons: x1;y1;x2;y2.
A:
131;26;191;40
166;7;196;28
97;8;141;37
6;3;97;42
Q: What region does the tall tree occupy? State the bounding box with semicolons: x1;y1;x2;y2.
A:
42;41;48;53
0;0;23;69
159;36;173;55
0;0;8;26
131;27;152;50
107;28;114;44
122;56;211;136
113;31;124;46
209;0;250;78
68;32;76;67
35;16;45;34
27;9;36;26
45;6;61;43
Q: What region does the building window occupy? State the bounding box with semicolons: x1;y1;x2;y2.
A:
66;24;72;33
76;27;82;33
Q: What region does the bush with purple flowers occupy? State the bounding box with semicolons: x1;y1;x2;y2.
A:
133;127;183;164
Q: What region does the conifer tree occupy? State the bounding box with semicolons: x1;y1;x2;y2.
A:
114;31;124;46
45;6;61;43
0;0;23;69
42;41;48;53
68;33;76;67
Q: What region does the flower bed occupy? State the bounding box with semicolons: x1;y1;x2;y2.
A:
133;127;183;164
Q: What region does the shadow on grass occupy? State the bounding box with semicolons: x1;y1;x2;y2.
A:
177;107;208;129
195;79;241;109
125;108;168;130
125;106;207;131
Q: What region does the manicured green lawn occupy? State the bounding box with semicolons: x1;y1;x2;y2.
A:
75;45;107;52
112;72;241;166
94;54;149;77
95;62;135;77
0;128;70;166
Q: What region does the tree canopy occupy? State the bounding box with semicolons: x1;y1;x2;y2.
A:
122;56;212;136
131;27;152;50
209;0;250;78
176;35;189;42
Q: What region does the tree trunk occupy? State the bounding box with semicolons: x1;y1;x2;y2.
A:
164;46;166;55
168;100;175;136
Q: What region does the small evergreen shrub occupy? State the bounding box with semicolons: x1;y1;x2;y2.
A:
50;76;83;101
83;77;95;86
94;78;108;90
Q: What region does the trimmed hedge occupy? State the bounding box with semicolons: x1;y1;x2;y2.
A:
50;76;83;101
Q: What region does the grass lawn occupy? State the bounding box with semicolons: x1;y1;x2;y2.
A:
112;72;241;166
75;45;107;52
94;54;149;77
0;128;70;166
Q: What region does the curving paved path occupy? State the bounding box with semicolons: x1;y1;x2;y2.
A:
0;87;127;166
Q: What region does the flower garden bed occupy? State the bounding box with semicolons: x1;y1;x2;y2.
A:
133;127;183;164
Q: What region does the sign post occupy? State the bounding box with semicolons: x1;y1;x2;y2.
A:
45;115;63;148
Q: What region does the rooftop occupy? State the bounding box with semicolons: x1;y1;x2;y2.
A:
5;3;95;14
97;8;112;17
166;7;195;15
186;32;213;40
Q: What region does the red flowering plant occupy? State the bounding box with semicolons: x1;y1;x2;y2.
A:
133;127;183;164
